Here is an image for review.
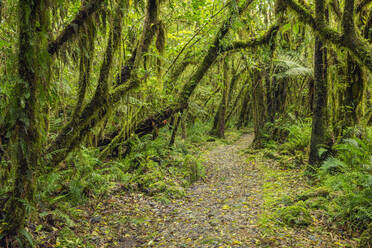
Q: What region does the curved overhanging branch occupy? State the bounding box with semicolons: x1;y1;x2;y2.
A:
220;22;281;53
129;0;285;140
48;0;104;56
115;0;161;87
282;0;372;72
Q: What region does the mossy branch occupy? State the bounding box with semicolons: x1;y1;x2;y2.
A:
329;0;342;20
115;0;160;88
131;0;256;138
221;23;281;53
46;2;124;166
46;0;162;167
48;0;104;55
282;0;372;72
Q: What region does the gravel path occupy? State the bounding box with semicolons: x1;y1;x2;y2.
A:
146;134;261;247
86;134;354;247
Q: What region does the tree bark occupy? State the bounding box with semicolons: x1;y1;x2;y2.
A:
309;0;329;168
237;85;251;129
169;112;182;146
252;71;265;147
216;56;230;138
2;0;49;241
48;0;104;56
342;54;364;126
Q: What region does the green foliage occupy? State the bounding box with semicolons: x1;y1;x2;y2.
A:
27;125;208;246
260;117;311;168
182;154;205;184
359;223;372;248
260;118;371;244
37;147;132;207
281;118;312;154
274;53;313;79
318;134;372;232
276;201;313;227
304;197;328;210
262;115;312;154
124;125;207;198
186;118;213;144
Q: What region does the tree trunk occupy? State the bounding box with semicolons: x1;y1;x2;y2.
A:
131;1;255;139
169;112;182;146
46;3;124;167
272;77;288;116
342;54;364;127
211;56;230;137
2;0;49;241
309;0;328;168
226;84;246;125
237;84;250;129
225;67;245;125
216;56;230;138
181;115;187;139
252;71;265;147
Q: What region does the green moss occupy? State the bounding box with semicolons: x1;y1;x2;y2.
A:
166;185;186;198
304;197;328;210
149;181;167;194
276;201;313;227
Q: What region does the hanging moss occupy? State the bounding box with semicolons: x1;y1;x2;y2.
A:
48;0;105;56
282;0;372;72
46;1;124;167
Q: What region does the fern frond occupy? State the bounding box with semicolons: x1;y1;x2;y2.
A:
274;53;313;79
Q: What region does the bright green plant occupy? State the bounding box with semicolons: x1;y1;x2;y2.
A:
276;201;313;227
319;132;372;232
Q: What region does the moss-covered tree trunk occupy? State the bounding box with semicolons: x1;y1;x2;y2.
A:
212;56;230;138
237;84;251;129
272;77;288;117
169;112;182;146
282;0;372;72
342;54;364;127
309;0;328;168
252;71;265;147
46;3;124;166
216;56;230;138
1;0;49;242
225;66;245;125
132;0;255;138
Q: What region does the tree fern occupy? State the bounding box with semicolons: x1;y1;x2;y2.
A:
273;53;313;79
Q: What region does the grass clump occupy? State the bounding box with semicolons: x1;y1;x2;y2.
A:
276;201;312;227
182;154;205;184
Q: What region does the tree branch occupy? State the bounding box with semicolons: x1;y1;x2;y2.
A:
221;23;281;52
282;0;372;72
48;0;104;55
46;2;124;166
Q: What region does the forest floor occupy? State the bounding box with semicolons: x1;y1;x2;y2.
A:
69;133;356;248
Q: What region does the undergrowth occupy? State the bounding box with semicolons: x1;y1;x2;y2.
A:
256;117;371;247
21;120;237;247
317;133;372;240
